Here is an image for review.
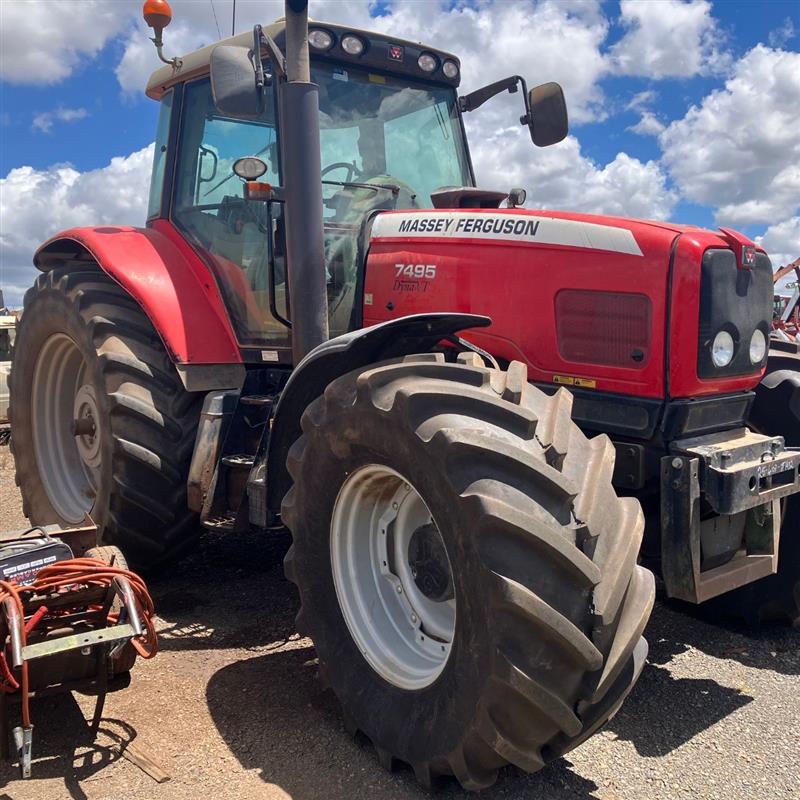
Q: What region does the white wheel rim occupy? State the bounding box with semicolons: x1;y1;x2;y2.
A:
31;333;100;523
330;465;456;690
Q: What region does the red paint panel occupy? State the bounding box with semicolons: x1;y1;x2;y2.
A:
365;212;674;398
364;209;767;401
34;222;241;364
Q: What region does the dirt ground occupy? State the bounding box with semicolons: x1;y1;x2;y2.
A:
0;447;798;800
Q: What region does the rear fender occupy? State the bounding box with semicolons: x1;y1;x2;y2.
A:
265;313;490;515
34;222;244;387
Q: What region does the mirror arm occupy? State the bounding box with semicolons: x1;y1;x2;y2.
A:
459;75;528;115
255;24;286;80
515;76;532;126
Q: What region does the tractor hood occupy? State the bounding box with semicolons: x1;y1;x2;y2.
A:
363;207;769;402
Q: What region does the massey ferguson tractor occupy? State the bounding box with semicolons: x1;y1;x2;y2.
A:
5;0;798;790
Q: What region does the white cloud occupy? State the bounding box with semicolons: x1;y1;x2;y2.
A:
0;146;154;307
0;0;133;84
660;45;800;227
113;1;611;125
756;217;800;278
470;131;677;221
31;107;90;134
383;0;610;125
768;17;796;49
610;0;730;78
628;111;665;136
626;90;657;112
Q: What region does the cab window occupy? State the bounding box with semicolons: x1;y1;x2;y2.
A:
172;78;287;348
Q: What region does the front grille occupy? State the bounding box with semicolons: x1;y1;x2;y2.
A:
697;248;772;378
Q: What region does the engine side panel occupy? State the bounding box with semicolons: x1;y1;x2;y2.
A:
34;220;241;365
364;209;674;399
364;209;770;401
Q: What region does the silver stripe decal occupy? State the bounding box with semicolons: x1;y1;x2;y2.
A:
370;211;643;257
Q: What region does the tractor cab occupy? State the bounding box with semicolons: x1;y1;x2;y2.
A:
145;20;474;354
145;17;563;359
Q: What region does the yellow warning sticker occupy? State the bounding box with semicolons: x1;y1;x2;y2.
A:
553;375;597;389
368;73;386;84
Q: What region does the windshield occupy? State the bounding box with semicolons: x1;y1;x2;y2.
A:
314;62;471;205
314;62;472;335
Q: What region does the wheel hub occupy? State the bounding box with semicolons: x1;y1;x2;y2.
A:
408;523;454;602
330;465;456;690
73;384;102;468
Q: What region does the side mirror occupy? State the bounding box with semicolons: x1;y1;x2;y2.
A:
527;82;568;147
210;45;264;118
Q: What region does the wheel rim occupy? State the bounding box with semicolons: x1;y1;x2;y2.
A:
32;334;101;523
330;465;456;690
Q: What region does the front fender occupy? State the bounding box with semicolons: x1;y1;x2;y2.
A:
265;312;491;514
34;220;241;366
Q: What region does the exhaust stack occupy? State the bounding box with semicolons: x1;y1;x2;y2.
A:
282;0;329;362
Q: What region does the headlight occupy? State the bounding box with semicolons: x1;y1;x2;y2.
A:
442;60;459;79
418;52;437;73
309;29;334;50
711;331;735;367
341;35;365;56
749;329;767;364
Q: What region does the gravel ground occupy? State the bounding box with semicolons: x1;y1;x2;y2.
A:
0;449;797;800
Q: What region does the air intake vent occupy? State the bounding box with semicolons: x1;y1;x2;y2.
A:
556;290;652;369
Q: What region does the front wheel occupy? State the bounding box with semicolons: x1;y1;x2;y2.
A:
282;354;654;790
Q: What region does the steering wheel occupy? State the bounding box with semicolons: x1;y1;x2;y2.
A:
321;161;361;183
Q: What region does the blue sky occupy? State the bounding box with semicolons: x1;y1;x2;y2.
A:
1;0;799;305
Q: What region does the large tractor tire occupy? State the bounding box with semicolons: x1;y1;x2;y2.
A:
705;348;800;625
9;267;202;568
282;354;654;791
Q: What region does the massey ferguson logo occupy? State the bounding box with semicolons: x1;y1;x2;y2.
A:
371;211;645;257
388;45;404;61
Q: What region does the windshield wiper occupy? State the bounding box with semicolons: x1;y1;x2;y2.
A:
322;179;401;196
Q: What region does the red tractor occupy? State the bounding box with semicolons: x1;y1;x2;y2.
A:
6;0;797;790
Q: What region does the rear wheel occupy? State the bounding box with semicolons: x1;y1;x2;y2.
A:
9;267;202;568
705;349;800;624
283;354;654;790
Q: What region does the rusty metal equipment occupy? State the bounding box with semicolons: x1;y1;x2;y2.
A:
0;519;157;778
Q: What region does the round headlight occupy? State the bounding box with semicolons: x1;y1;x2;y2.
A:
749;329;767;364
308;29;334;50
711;330;735;367
442;59;459;79
341;35;365;56
418;52;437;73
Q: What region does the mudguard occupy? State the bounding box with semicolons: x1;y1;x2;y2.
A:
34;219;241;366
265;312;491;514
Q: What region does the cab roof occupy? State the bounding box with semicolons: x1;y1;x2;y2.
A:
146;18;461;100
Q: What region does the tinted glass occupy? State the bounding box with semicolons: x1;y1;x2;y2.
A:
173;78;287;348
313;62;471;336
147;90;173;219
